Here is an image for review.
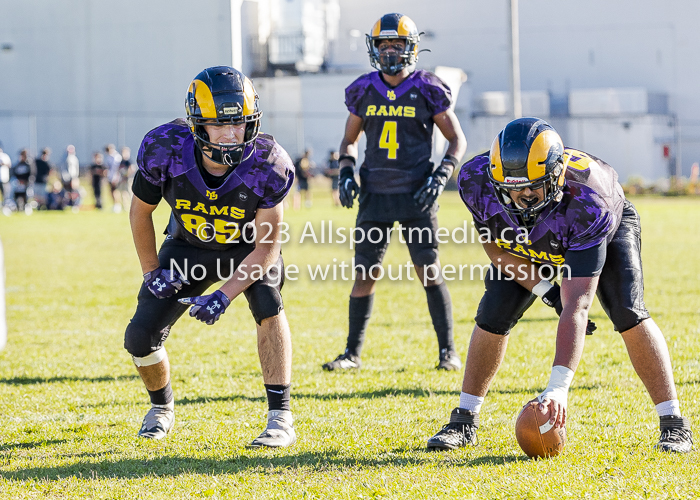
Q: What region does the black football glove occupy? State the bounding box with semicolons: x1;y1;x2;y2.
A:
413;160;454;212
541;283;597;335
338;166;360;208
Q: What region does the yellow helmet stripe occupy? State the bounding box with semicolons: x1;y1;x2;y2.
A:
526;130;561;180
192;79;217;119
371;20;382;37
242;77;256;116
489;136;505;182
397;16;416;37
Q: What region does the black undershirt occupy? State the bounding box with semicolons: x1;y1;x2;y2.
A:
132;171;162;205
194;148;230;189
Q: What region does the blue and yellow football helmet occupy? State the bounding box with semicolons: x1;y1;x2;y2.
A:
185;66;262;167
488;117;567;228
366;13;421;76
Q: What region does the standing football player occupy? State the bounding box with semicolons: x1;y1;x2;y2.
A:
125;66;296;448
322;13;467;372
427;117;692;453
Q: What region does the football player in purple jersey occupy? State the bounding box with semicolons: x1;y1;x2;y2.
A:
322;13;467;372
427;117;692;453
125;66;296;448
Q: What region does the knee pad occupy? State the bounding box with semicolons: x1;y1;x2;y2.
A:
353;250;379;271
611;308;650;333
124;322;170;357
246;285;284;325
475;320;512;336
410;247;439;268
132;348;167;367
475;297;521;336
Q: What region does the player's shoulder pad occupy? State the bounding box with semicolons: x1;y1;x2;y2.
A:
345;72;374;115
563;147;619;200
248;133;295;209
137;119;192;186
458;152;491;207
411;69;453;114
560;148;622;250
254;133;294;175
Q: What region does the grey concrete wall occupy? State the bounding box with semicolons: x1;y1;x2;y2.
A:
1;0;698;179
329;0;700;176
0;0;233;166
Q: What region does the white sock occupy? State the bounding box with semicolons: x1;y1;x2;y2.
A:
655;399;681;417
459;392;484;413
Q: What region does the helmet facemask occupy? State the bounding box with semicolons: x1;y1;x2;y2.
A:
491;165;565;229
488;118;567;230
188;115;261;167
366;35;419;76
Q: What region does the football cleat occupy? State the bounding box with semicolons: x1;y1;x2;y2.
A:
426;408;479;451
138;405;175;440
322;352;361;371
437;348;462;371
248;410;296;448
655;415;693;453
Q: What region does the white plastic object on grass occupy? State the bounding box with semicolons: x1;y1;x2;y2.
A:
0;239;5;350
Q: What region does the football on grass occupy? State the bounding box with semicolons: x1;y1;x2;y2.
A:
515;401;567;458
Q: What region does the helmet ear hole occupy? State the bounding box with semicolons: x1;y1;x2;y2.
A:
199;126;210;142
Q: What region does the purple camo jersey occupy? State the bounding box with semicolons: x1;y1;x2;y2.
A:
137;119;294;250
458;150;625;267
345;69;452;194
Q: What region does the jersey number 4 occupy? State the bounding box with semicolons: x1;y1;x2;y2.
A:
379;121;399;159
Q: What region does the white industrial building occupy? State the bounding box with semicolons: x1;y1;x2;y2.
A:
1;0;698;182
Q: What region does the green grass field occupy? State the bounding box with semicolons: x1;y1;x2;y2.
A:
1;190;699;499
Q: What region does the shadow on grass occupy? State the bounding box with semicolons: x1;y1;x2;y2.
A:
0;375;139;385
177;387;525;406
0;449;523;480
0;439;68;452
467;455;525;466
178;383;611;407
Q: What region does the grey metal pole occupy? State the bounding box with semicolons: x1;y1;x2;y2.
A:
231;0;243;71
675;118;682;178
508;0;522;118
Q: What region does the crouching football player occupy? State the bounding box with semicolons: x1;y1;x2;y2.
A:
125;66;296;448
427;117;692;453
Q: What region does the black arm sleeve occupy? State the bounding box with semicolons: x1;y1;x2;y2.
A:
131;170;162;205
563;241;607;278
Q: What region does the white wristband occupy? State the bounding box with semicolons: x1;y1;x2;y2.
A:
538;365;574;407
532;279;554;298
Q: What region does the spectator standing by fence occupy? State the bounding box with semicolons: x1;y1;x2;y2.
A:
12;149;35;214
0;148;10;214
90;152;105;210
34;148;54;209
104;144;122;212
